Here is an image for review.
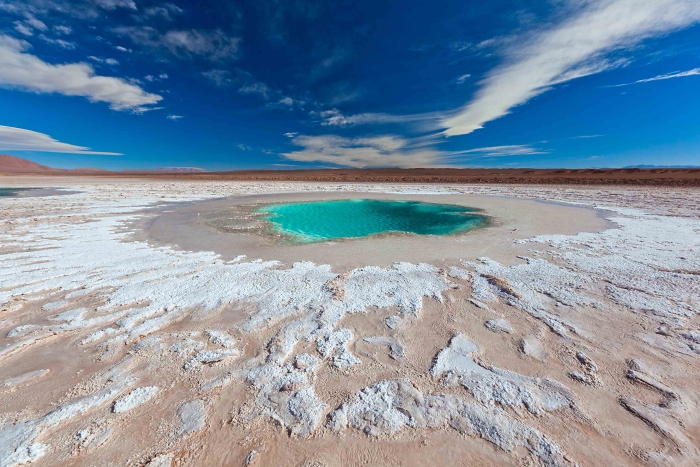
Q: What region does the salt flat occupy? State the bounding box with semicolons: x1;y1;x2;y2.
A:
1;178;699;467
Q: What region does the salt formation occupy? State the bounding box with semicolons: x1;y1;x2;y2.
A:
177;400;207;436
75;420;112;451
569;351;601;386
385;315;400;329
330;378;571;467
2;369;49;388
431;335;573;415
0;360;135;467
113;386;159;413
484;319;512;333
520;336;547;361
144;453;174;467
205;329;236;348
246;362;325;437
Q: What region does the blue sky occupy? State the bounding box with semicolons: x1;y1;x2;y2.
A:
0;0;699;170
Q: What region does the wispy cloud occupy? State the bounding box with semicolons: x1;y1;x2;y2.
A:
0;125;121;154
442;0;700;136
88;56;119;65
238;81;271;98
0;0;137;20
39;34;76;49
95;0;136;11
114;27;240;61
166;115;183;120
0;35;162;111
13;15;46;36
202;69;231;87
609;67;700;86
53;25;72;35
455;74;471;85
282;134;447;168
140;3;183;21
317;108;440;129
571;134;603;139
452;144;547;158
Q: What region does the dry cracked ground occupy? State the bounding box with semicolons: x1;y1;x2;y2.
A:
1;180;699;467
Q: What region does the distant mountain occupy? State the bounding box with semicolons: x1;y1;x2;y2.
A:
623;164;700;169
0;155;206;174
0;154;57;173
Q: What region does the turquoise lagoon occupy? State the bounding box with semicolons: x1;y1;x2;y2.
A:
257;199;487;243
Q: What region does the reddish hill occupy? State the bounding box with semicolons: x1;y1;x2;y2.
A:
0;154;60;173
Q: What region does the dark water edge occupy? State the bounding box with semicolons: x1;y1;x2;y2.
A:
0;187;35;197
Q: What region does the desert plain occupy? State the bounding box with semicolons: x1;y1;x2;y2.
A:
1;176;699;467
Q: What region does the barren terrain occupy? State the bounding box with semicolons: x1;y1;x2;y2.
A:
1;177;699;467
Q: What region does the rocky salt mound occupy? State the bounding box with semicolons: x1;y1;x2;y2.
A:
0;181;699;466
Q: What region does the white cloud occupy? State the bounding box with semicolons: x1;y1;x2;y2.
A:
144;73;167;82
94;0;136;10
166;115;183;120
53;25;72;35
0;125;121;154
14;22;34;36
238;81;271;98
24;16;46;31
278;97;294;106
282;134;447;168
455;73;471;84
142;3;183;20
88;56;119;65
39;34;76;49
115;45;130;52
443;0;700;136
0;35;162;111
284;132;298;138
611;67;700;86
0;0;135;20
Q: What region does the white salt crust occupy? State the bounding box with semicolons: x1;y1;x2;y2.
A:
330;378;570;467
1;182;699;466
431;335;574;416
113;386;158;413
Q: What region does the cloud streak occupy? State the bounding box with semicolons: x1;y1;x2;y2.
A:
610;67;700;86
318;109;441;130
0;125;121;154
442;0;700;136
0;35;162;111
452;144;548;158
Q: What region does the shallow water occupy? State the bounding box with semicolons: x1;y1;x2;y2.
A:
0;187;33;197
257;199;488;242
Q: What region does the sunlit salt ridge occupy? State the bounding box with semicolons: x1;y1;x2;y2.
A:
257;199;487;242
